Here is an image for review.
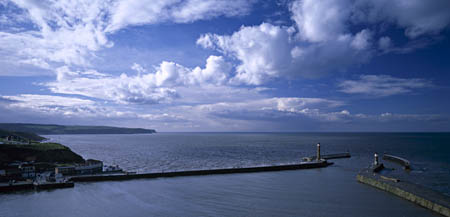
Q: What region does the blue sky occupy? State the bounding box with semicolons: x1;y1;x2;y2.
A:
0;0;450;132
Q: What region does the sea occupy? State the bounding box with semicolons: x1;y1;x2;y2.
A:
1;132;449;217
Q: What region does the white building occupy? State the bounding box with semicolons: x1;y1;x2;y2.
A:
75;159;103;174
19;164;36;179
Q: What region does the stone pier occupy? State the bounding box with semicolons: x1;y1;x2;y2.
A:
357;169;450;217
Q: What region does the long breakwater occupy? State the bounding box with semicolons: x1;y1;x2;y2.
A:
69;161;333;182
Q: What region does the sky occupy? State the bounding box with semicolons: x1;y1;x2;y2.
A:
0;0;450;132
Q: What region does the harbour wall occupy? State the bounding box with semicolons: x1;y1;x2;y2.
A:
0;182;33;193
357;170;450;217
303;152;350;161
69;161;333;182
383;154;411;170
0;181;73;193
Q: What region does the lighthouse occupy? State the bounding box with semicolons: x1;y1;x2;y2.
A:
317;143;321;161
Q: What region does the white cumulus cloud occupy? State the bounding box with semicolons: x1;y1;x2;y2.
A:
198;22;373;84
45;55;232;104
291;0;351;42
198;23;294;85
196;0;450;85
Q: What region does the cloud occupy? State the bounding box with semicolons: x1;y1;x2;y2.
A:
46;66;179;105
2;0;449;78
0;0;112;69
131;63;147;75
172;85;270;106
198;23;295;85
352;0;450;38
1;94;94;107
195;98;446;130
293;30;374;77
196;97;346;121
0;0;253;74
292;0;450;41
44;55;232;104
338;75;433;97
376;37;435;54
199;97;343;112
0;94;100;116
137;113;185;122
0;94;190;124
18;58;51;69
291;0;351;42
190;55;231;84
0;1;30;26
194;0;450;86
198;23;373;84
378;36;392;51
1;93;447;131
351;29;373;50
0;94;345;131
377;112;444;122
195;0;450;86
105;0;254;32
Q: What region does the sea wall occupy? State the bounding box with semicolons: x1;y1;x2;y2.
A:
0;182;33;193
0;181;74;193
302;152;350;161
383;154;411;170
70;161;333;182
357;171;450;217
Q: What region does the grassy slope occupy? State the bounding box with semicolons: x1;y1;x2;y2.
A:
0;123;156;135
0;128;84;165
0;142;85;164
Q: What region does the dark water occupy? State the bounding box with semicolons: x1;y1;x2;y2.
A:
1;133;449;217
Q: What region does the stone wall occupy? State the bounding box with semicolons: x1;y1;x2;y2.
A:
357;172;450;217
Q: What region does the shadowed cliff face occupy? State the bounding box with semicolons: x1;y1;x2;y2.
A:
0;143;85;165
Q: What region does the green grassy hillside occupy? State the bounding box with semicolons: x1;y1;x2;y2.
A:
0;142;85;164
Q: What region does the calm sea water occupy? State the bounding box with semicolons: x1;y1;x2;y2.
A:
1;133;449;217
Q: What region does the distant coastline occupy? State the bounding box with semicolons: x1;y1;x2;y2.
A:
0;123;156;180
0;123;156;135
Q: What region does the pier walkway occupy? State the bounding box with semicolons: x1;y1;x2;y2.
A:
69;161;333;182
302;152;350;162
357;169;450;217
